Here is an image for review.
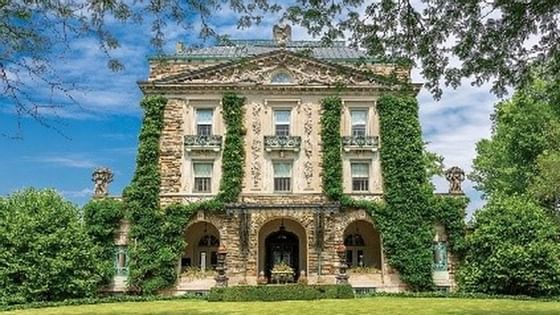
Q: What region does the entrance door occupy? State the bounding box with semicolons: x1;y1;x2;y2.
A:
265;229;299;282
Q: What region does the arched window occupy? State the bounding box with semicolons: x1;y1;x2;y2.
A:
198;234;219;247
271;71;293;84
344;233;365;267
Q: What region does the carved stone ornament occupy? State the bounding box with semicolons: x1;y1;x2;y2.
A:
303;103;314;188
445;166;465;194
159;51;376;86
92;167;114;198
273;24;292;47
251;103;263;189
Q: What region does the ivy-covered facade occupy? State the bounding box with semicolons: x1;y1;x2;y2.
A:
97;24;468;294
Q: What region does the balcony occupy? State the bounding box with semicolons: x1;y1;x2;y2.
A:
264;135;301;152
342;135;379;152
184;135;222;152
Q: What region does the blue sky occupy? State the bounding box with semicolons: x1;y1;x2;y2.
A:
0;9;502;216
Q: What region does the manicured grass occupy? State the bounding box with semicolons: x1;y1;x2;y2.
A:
3;297;560;315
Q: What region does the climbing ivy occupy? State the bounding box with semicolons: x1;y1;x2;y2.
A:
123;93;246;294
216;93;246;203
320;94;467;291
320;96;344;201
431;195;469;255
83;198;125;288
376;94;435;291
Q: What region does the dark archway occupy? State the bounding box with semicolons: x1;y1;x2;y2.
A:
265;226;299;282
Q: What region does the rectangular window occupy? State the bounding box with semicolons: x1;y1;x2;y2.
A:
351;109;367;137
196;109;213;136
351;162;369;192
274;110;291;136
193;162;212;193
273;161;292;192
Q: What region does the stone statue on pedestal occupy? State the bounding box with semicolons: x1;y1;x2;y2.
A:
92;167;113;198
445;166;465;194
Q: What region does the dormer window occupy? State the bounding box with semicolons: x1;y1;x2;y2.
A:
274;110;291;136
351;109;367;137
196;109;213;136
271;71;293;84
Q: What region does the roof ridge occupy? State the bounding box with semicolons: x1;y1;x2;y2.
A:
218;39;347;48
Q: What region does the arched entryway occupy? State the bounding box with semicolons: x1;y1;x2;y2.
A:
343;220;382;270
182;221;220;272
258;218;307;282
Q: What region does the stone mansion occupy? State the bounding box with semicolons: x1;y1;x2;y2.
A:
102;24;466;294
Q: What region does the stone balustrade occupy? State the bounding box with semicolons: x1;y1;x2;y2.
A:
264;135;301;152
184;135;223;152
342;135;379;152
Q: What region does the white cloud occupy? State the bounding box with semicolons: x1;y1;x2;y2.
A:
28;155;98;169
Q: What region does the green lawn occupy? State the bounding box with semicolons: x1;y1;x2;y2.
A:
4;297;560;315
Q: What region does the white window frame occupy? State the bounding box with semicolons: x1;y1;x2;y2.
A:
350;109;368;137
192;161;213;193
273;109;291;137
195;108;214;136
351;161;370;192
273;160;293;193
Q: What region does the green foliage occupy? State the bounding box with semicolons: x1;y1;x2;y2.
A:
124;93;245;293
320;96;344;201
375;94;435;291
207;285;354;302
458;195;560;296
431;195;468;254
83;198;125;287
285;1;560;98
123;95;168;294
528;150;560;212
0;189;100;305
216;92;246;203
471;80;560;199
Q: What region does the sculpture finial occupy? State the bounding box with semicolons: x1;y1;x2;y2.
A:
273;24;292;47
92;167;114;198
445;166;465;194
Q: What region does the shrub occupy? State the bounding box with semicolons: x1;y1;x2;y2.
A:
83;198;125;287
458;194;560;296
0;189;100;305
207;284;354;302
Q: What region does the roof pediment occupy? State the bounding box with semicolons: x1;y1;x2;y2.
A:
152;50;384;87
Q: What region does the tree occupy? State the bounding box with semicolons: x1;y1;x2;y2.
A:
284;0;560;99
0;189;101;305
529;150;560;213
3;1;560;134
470;79;560;201
0;0;280;137
458;194;560;296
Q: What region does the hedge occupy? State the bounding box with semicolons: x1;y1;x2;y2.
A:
207;284;355;302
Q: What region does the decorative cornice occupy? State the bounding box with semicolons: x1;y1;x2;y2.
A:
138;82;422;96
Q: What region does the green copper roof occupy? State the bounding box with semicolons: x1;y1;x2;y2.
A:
168;38;369;62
